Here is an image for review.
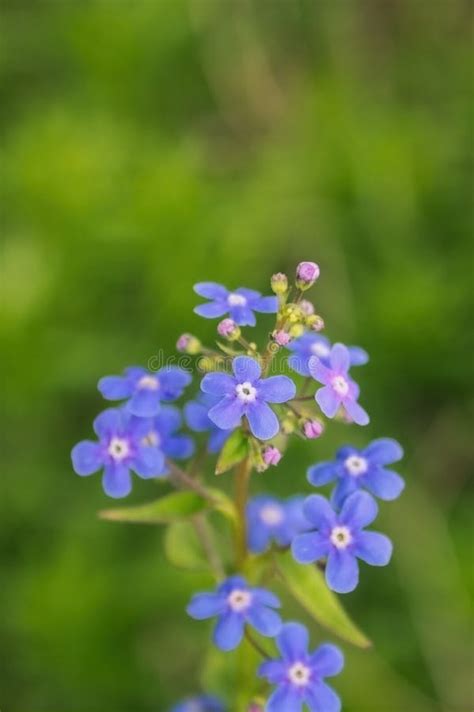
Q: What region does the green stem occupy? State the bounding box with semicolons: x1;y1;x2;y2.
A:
234;457;252;568
245;627;271;659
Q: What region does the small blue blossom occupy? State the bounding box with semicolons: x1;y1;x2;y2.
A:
309;343;369;426
71;408;166;498
292;492;392;593
308;438;404;508
169;695;226;712
140;406;195;469
194;282;278;326
98;366;192;417
184;393;232;453
186;576;282;651
246;495;312;554
258;622;344;712
201;356;296;441
287;332;368;377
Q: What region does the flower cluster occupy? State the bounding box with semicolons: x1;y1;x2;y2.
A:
72;261;405;711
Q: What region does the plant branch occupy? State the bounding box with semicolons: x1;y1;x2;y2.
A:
245;628;271;659
234;456;252;567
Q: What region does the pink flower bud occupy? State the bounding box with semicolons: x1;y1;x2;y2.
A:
272;329;291;346
217;318;240;340
303;419;324;439
271;272;288;295
263;445;282;466
296;261;320;289
300;299;315;316
308;315;325;332
176;333;201;355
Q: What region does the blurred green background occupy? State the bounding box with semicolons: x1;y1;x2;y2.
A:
1;0;472;710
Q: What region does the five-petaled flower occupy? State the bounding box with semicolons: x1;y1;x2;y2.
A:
247;495;311;554
292;492;392;593
184;393;233;453
71;408;166;498
258;622;344;712
201;356;296;440
309;343;369;426
287;333;368;377
187;576;282;651
98;366;192;417
308;438;404;508
194;282;278;326
169;695;226;712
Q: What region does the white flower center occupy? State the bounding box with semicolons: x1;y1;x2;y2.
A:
330;525;353;549
288;662;311;687
137;375;160;390
260;504;284;526
311;342;330;358
331;375;349;396
235;381;257;403
228;293;247;307
107;437;130;461
228;589;252;612
142;430;160;447
345;454;368;476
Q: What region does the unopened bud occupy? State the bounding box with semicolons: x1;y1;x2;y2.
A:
307;314;325;332
296;261;320;290
217;318;241;341
303;419;324;439
272;329;291;347
263;445;282;466
271;272;289;295
176;333;202;355
300;299;315;316
288;323;305;339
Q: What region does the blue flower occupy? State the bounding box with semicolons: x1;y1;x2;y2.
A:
140;406;195;467
98;366;192;417
186;576;282;651
292;492;392;593
246;495;312;554
309;343;369;426
169;695;226;712
258;622;344;712
308;438;404;508
184;393;233;453
71;408;166;498
201;356;296;441
287;333;368;377
194;282;278;326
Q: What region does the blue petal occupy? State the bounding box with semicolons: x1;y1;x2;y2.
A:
212;611;245;651
326;550;359;593
257;375;296;403
102;463;132;498
218;575;247;593
363;467;405;500
252;295;279;313
303;495;336;531
288;352;311;377
348;345;369;366
307;462;338;487
201;372;235;396
363;437;404;465
252;588;281;609
330;478;357;509
208;397;245;430
267;685;302;712
208;428;231;453
246;401;279;440
308;358;331;384
315;386;340;418
229;305;256;326
71;441;103;475
186;592;226;619
164;434;195;460
276;622;309;661
194;302;229;318
194;282;229;299
354;531;393;566
98;375;132;400
247;521;271;553
343;398;369;426
310;644;344;677
158;367;192;400
153;405;182;435
292;532;329;564
305;682;341;712
246;605;282;637
93;408;124;437
184;401;210;432
232;356;261;382
339;491;378;529
234;287;261;300
127;389;161;417
258;659;287;684
329;343;350;372
131;447;166;478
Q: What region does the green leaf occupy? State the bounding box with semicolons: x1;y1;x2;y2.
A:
275;550;371;649
206;488;238;523
163;520;208;570
98;491;207;524
215;429;249;475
